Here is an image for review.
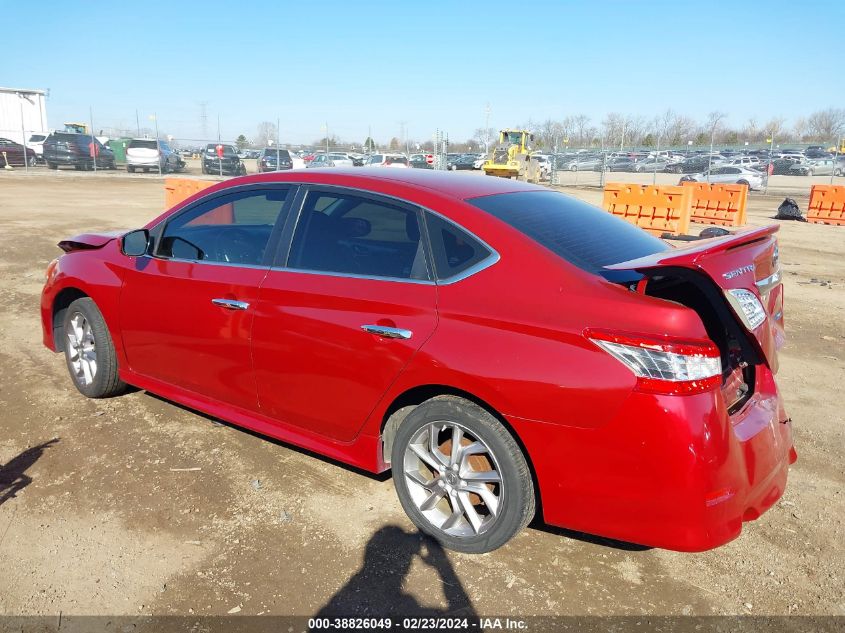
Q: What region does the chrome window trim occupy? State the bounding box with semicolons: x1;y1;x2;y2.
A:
267;266;435;285
281;183;500;286
143;256;272;271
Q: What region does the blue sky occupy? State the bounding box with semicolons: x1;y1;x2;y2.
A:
2;0;843;145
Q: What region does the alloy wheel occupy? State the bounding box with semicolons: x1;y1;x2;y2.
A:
403;421;503;538
66;312;97;386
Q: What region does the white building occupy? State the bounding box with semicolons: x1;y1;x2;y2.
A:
0;87;48;145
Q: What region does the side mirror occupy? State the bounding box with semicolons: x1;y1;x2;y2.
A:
121;229;150;257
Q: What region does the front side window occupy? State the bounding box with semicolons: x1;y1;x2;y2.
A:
158;188;290;265
287;190;429;280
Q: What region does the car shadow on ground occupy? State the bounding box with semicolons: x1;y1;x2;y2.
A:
0;438;59;508
140;392;649;552
312;525;477;622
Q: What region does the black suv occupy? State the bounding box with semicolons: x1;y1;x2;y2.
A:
257;147;293;172
201;144;246;176
42;132;116;170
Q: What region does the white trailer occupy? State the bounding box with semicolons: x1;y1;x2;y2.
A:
0;87;48;145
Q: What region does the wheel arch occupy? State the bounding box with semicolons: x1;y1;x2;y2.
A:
51;287;90;352
378;383;542;516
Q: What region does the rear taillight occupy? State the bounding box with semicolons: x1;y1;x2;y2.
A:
586;329;721;395
724;289;767;331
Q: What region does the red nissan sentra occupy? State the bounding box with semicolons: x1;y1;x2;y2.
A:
40;169;795;553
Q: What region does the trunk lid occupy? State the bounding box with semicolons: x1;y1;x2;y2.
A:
605;225;783;370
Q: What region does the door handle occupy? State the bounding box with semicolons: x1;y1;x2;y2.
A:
361;325;413;340
212;298;249;311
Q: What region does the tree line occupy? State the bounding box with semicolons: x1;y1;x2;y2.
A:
238;108;845;154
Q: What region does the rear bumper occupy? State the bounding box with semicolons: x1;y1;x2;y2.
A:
513;366;794;551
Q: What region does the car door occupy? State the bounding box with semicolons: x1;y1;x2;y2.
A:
119;185;294;411
251;186;438;441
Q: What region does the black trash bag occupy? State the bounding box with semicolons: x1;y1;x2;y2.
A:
700;226;731;239
774;197;807;221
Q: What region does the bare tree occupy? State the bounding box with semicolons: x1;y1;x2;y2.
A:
473;127;497;154
806;108;845;141
762;117;787;142
255;121;278;147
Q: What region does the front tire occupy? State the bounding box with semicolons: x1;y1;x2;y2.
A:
62;298;126;398
391;396;535;554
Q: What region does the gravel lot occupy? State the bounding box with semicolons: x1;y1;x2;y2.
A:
0;170;842;620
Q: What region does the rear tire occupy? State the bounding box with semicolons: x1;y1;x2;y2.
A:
738;180;750;188
48;162;57;170
127;166;135;173
391;396;535;554
62;298;126;399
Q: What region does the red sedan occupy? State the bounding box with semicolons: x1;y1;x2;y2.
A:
40;169;795;553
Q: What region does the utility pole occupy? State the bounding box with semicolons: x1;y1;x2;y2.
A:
153;113;161;177
199;101;209;141
135;109;141;136
90;106;97;173
484;103;491;155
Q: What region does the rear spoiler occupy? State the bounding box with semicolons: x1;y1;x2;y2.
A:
604;225;779;272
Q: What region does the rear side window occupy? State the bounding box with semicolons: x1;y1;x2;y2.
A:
424;212;492;281
468;191;668;276
287;190;429;280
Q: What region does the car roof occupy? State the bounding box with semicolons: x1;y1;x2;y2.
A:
204;168;543;201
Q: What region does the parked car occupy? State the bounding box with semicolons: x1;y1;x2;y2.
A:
0;137;38;167
770;156;803;174
788;158;843;177
26;132;50;162
364;153;409;168
724;156;760;168
558;155;602;171
42;132;116;170
447;155;477;171
632;157;671;172
409;153;432;169
665;156;719;174
306;153;356;168
602;157;639;172
805;146;830;159
680;166;764;190
257;148;295;172
41;169;794;554
201;144;246;176
473;155;487;170
126;139;182;173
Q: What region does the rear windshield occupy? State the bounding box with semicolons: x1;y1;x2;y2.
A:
206;144;237;156
385;156;408;165
29;134;46;142
130;139;158;150
468;191;668;277
264;149;290;159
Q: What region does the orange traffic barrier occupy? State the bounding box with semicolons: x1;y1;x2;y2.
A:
602;183;692;236
807;185;845;226
164;178;216;209
681;182;748;227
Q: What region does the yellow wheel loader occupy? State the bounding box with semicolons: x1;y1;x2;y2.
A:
482;129;541;183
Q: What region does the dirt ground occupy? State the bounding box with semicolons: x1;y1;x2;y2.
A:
0;169;842;621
